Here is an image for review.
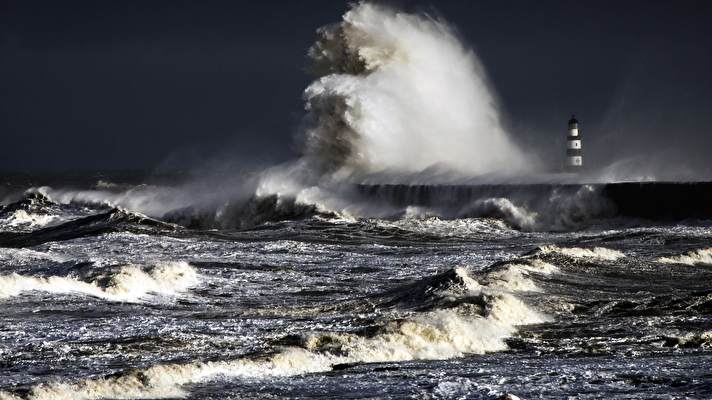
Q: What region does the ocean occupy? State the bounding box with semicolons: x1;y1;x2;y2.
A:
0;181;710;399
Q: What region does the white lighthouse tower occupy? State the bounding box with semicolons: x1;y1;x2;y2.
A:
566;115;582;169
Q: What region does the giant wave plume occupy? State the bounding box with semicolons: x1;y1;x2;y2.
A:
299;2;531;178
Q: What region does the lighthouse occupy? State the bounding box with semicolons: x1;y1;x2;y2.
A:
566;115;582;169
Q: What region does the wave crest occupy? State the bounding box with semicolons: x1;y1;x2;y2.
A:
657;248;712;266
0;261;198;303
483;260;559;293
533;245;626;261
0;210;59;231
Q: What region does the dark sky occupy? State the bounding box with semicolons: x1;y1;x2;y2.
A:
2;0;711;177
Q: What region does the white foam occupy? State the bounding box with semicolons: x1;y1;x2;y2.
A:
299;268;547;364
0;261;198;303
536;245;625;261
0;210;59;231
0;348;333;400
306;296;543;364
657;248;712;266
485;260;559;293
460;198;539;231
377;215;515;238
453;266;484;292
429;267;484;301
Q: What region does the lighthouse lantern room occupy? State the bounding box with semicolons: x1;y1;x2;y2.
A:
566;115;582;169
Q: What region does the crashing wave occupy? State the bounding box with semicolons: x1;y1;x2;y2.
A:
0;191;57;214
350;184;615;232
303;293;544;363
446;184;613;231
657;248;712;266
0;261;198;303
376;267;488;312
0;190;111;234
30;185;171;216
0;192;63;232
163;193;323;230
337;265;551;363
302;2;529;178
0;209;59;231
533;245;626;261
0;208;182;248
458;197;538;231
482;260;559;293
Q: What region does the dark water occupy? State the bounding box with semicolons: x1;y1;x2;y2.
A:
0;185;711;399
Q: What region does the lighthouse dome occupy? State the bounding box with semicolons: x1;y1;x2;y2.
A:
568;115;578;125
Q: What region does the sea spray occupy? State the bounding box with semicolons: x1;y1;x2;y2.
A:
301;3;531;179
238;2;548;226
257;2;533;205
